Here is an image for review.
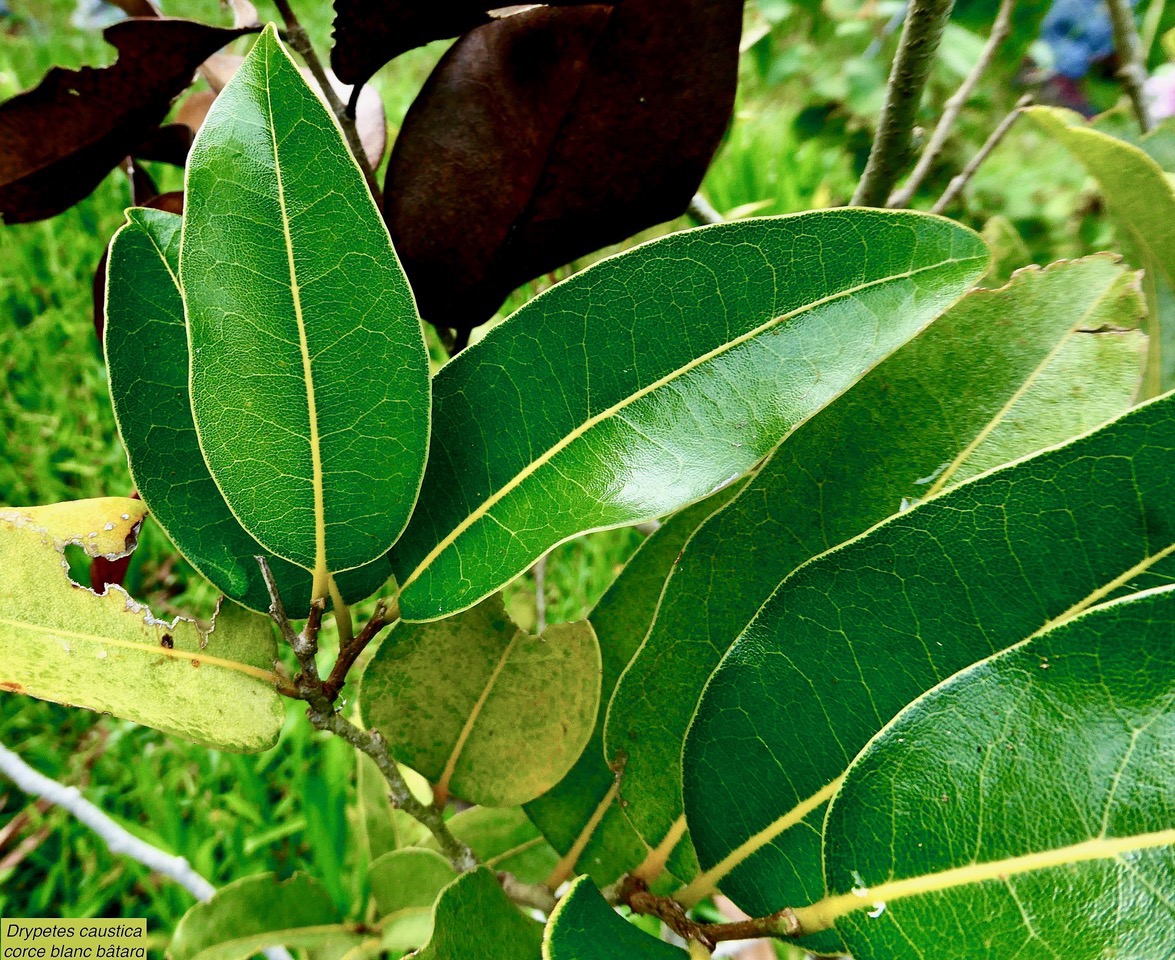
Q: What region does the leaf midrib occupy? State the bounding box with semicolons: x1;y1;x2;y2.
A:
400;252;986;594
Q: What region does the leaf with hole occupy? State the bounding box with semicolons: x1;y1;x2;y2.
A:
182;25;429;593
361;593;599;807
0;17;257;223
0;498;283;752
384;0;744;330
681;390;1175;950
806;585;1175;959
105;208;392;613
389;210;989;621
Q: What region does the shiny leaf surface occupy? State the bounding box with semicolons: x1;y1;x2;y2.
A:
182;26;429;585
390;211;989;621
605;255;1147;885
544;876;686;959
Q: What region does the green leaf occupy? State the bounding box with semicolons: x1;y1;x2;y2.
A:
390;210;989;621
105;207;391;613
427;806;559;884
369;848;456;951
525;483;748;889
544;876;687;959
605;256;1147;887
169;873;362;960
361;593;600;806
413;867;543;960
355;752;429;862
1028;105;1175;393
182;25;429;591
681;389;1175;944
0;498;283;752
806;585;1175;959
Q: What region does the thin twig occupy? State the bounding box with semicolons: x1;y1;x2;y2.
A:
888;0;1015;207
322;598;398;701
853;0;957;207
1107;0;1153;133
931;94;1031;213
688;194;725;225
499;871;558;913
273;0;383;202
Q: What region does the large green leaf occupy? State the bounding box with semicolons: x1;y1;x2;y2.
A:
182;25;429;592
361;593;600;807
544;876;687;959
681;389;1175;948
169;873;363;960
806;585;1175;959
390;210;989;621
0;498;283;752
604;256;1147;884
525;484;747;889
105;208;391;613
413;868;543;960
1028;106;1175;393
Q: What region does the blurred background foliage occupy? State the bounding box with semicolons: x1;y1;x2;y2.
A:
1;0;1171;944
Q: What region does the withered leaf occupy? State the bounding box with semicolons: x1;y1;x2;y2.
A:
383;0;744;331
330;1;608;90
0;18;257;224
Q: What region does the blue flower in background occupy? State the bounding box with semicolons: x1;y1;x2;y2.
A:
1040;0;1133;79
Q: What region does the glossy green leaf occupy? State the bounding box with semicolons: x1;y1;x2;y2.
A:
355;752;429;862
808;585;1175;959
1029;105;1175;392
413;867;543;960
605;256;1147;886
427;806;559;885
543;876;686;959
362;593;600;806
369;848;456;951
105;208;391;614
0;498;283;752
169;873;361;960
390;210;989;621
525;484;748;889
682;389;1175;945
182;25;429;588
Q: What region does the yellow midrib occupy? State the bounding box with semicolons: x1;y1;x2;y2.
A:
792;826;1175;934
544;777;623;891
266;55;328;599
436;629;524;800
1;617;281;684
399;254;985;595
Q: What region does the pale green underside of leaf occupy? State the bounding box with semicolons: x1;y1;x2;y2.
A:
182;26;429;575
427;806;559;884
543;876;686;959
525;483;748;888
0;498;283;752
169;873;351;960
391;210;989;621
605;256;1146;886
356;751;429;862
105;208;391;613
361;593;600;807
822;586;1175;960
369;847;456;950
682;389;1175;942
1029;105;1175;392
414;867;543;960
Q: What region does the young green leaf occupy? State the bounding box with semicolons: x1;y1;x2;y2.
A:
412;868;543;960
105;208;392;614
1029;105;1175;392
0;498;283;753
182;25;429;593
385;0;743;330
807;585;1175;959
361;593;600;807
682;390;1175;945
369;848;456;952
390;210;989;621
605;255;1147;887
544;876;687;959
427;807;559;885
525;483;748;889
169;873;360;960
0;18;258;223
